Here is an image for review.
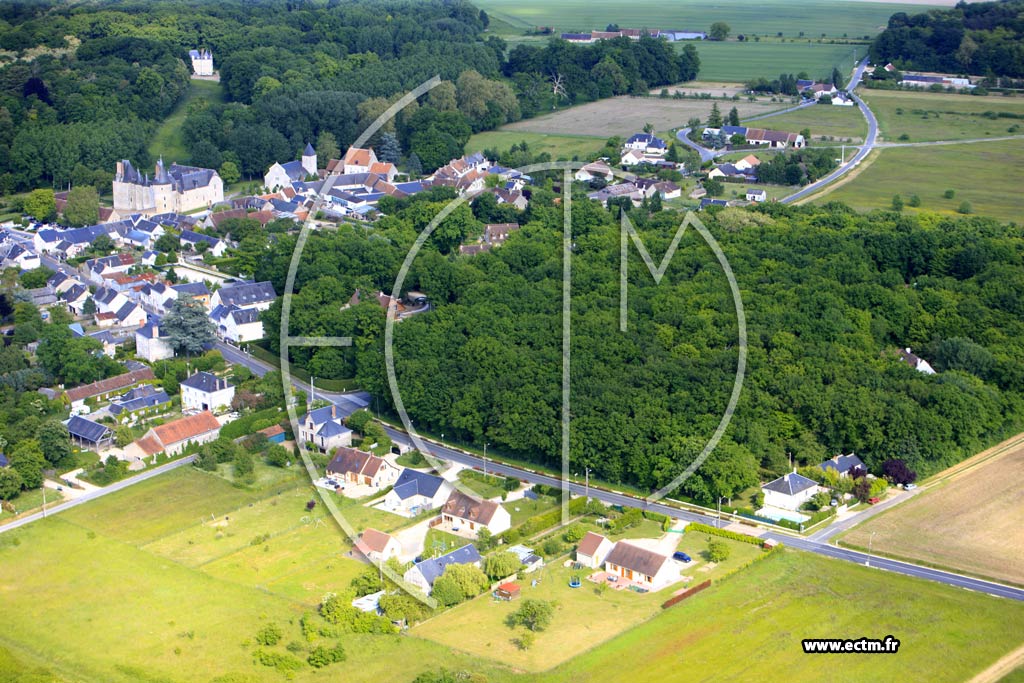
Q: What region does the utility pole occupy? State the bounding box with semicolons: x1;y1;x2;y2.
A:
585;466;591;502
483;442;489;477
867;531;876;567
310;376;315;406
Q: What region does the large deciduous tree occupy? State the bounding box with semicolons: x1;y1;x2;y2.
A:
63;186;99;227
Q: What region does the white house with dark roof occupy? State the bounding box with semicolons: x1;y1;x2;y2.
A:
746;188;767;202
761;472;820;511
899;347;936;375
179;229;227;257
210;304;264;342
440;490;511;536
382;469;453;516
210;281;276;311
298;404;353;452
181;371;235;413
819;453;866;478
603;541;675;590
264;144;317;189
135;320;174;361
624;133;667;156
403;544;482;594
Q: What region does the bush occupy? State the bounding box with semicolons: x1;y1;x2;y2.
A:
563;523;586;543
686;522;764;546
944;189;955;199
219;408;282;440
707;538;730;562
307;642;346;668
957;201;972;214
252;649;303;673
507;599;554;632
255;623;282;646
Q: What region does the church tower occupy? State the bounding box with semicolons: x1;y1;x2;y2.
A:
301;142;317;177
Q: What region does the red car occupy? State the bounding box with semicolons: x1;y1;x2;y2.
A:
868;497;881;504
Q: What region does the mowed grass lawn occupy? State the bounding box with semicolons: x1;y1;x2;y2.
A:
537;550;1024;682
842;441;1024;586
689;41;858;83
148;79;224;163
753;102;868;141
466;130;606;160
864;89;1024;142
476;0;927;38
413;534;763;671
817;140;1024;224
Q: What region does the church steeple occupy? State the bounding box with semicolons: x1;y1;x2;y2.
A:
301;142;317;177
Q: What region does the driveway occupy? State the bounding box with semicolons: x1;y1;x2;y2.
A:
392;517;434;562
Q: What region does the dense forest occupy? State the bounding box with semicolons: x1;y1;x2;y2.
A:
0;0;699;188
871;0;1024;77
255;185;1024;502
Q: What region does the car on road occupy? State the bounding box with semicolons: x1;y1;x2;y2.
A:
904;483;917;491
673;551;692;563
868;497;881;504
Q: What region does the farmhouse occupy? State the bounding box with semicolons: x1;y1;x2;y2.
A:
180;371;235;414
403;544;482;594
900;73;974;89
297;404;353;452
439;490;512;536
356;528;401;563
820;453;866;478
576;531;613;568
704;126;804;149
125;411;222;460
603;542;675;590
761;472;820;511
326;447;400;489
382;469;453;516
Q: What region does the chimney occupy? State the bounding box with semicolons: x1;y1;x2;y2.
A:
116;161;123;178
331;404;336;419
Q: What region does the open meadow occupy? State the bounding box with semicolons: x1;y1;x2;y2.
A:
753;102;868;141
864;89;1024;142
841;434;1024;586
148;79;224;164
687;41;859;83
476;0;939;39
814;139;1024;224
466;130;606;160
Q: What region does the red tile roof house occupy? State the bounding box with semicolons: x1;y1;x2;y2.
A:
440;490;512;536
603;541;676;590
326;447;400;489
62;368;157;410
355;528;401;563
576;531;613;568
124;411;222;463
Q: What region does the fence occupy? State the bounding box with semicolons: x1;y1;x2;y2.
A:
662;580;712;609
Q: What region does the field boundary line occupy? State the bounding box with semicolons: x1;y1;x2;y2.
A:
967;642;1024;683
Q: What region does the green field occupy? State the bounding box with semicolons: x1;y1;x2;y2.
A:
863;89;1024;142
688;40;859;83
752;102;868;141
467;130;606;160
0;487;65;523
148;79;224;164
817;140;1024;224
535;550;1024;682
477;0;940;39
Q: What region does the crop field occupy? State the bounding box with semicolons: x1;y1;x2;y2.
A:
752;102;868;141
466;130;606;160
502;96;787;138
536;550;1024;683
864;89;1024;142
476;0;940;39
841;435;1024;586
688;41;860;83
816;139;1024;224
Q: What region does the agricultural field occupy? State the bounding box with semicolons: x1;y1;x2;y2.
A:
687;40;860;83
413;533;762;672
0;487;64;523
537;550;1024;683
476;0;941;39
466;130;606;160
752;102;868;141
502;96;787;138
841;435;1024;586
148;79;224;163
815;139;1024;224
864;89;1024;142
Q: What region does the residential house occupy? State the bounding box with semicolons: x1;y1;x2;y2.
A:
66;415;113;451
587;182;644;207
576;531;613;568
62;367;156;410
210;305;264;342
62;284;91;316
210;281;276;312
109;384;171;420
708;163;756;181
699;198;729;211
575;161;615;183
382;469;453;515
332;147;378;175
623;133;667;156
619;149;647;167
82;253;135;285
819;454;866;478
297;404;353;452
800;82;838;99
831;92;855;106
704;126;804;149
492;188;529;211
135;320;175;362
125;410;222;460
1;243;41;271
506;544;544;573
113;300;147;328
181;371;235;413
179;230;227;257
746;188;767;202
356;528;401;563
484;223;520;246
403;544;482;594
899;347;936;375
761;472;820;511
654;181;681;200
326;447;400;489
94;287;130;315
734;155;761;172
603;542;675;589
459;243;490;256
440;491;512;536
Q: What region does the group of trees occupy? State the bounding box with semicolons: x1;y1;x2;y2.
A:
754;147;838;185
872;1;1024;77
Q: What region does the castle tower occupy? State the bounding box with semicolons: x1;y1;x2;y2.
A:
301;142;317;177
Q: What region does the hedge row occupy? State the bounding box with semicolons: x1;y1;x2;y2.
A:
662;579;711;609
501;496;587;543
686;522;765;546
642;509;670;525
222;408;284;441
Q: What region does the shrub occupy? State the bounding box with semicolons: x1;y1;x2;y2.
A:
307;642;346;668
563;523;585;543
957;201;972;214
908;194;921;207
686;523;764;546
944;189;955;199
507;599;555;632
255;623;282;646
252;649;303;673
707;538;730;562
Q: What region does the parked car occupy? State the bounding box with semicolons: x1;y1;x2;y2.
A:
673;551;692;563
904;483;917;490
868;497;881;504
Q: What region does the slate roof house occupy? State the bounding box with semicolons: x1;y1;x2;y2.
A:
135;320;175;362
180;371;235;413
761;472;820;511
382;469;453;515
403;544;482;594
819;454;866;478
109;384;171;420
264;144;317;190
297;404;353;452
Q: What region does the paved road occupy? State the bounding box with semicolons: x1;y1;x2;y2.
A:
781;57;876;204
0;455;197;534
809;488;922;543
764;532;1024;601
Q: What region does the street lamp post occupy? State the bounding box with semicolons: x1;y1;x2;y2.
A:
483;442;489;477
867;531;876;567
585;466;591;502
